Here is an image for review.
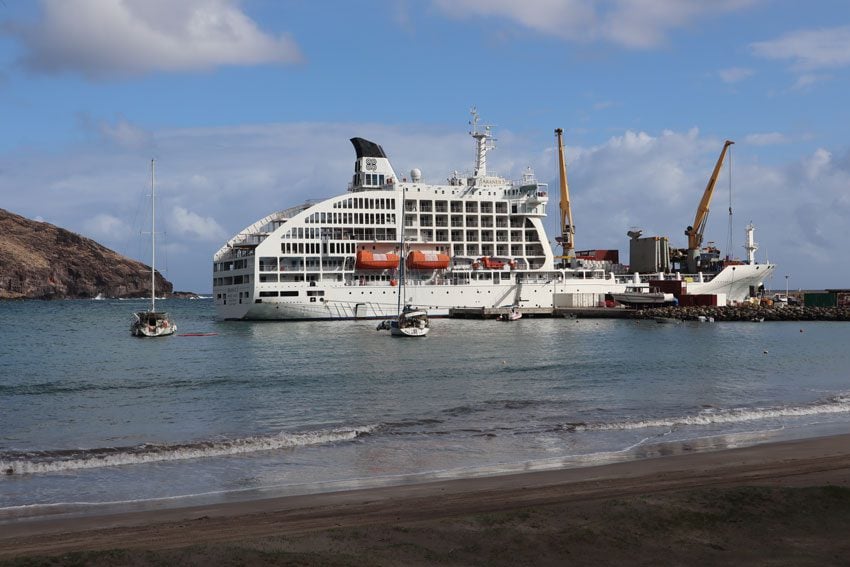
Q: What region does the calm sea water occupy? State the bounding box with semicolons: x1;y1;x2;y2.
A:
2;299;850;521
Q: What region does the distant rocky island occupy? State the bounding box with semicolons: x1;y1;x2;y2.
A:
0;208;193;300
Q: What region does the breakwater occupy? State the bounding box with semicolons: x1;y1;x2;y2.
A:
629;305;850;322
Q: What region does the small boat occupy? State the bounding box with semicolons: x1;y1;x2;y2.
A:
131;159;177;338
612;286;675;307
499;306;522;321
406;250;450;270
654;317;682;324
355;250;400;270
376;240;430;337
378;304;430;337
390;305;430;337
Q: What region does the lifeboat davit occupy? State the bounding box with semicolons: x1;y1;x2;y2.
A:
356;250;399;270
406;250;450;270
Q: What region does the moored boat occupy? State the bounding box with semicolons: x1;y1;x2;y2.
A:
611;287;676;307
131;159;177;338
499;306;522;321
389;305;430;337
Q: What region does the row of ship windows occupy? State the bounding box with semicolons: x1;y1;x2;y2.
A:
403;200;509;214
281;220;537;243
304;212;396;226
219;269;538;296
353;173;387;187
281;241;357;255
333;196;395;210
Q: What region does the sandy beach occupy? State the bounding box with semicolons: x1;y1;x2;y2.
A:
3;433;850;565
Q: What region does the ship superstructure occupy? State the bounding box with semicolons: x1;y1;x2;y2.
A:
213;112;774;320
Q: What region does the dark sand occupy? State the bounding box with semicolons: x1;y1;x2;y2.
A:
3;434;850;565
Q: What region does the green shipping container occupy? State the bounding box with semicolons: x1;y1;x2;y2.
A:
804;293;837;307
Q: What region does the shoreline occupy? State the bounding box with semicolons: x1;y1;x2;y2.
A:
3;432;850;561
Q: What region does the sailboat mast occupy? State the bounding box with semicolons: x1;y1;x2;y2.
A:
151;158;156;312
398;185;404;316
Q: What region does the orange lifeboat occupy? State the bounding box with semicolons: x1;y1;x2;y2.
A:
481;256;505;269
355;250;399;270
406;250;450;270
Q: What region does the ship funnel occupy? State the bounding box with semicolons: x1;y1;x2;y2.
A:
350;137;397;189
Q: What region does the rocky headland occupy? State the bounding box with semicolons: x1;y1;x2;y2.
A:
0;208;174;300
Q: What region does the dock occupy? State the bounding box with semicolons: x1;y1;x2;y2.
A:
448;307;632;319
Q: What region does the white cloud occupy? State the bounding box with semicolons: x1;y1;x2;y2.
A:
803;148;831;180
83;213;130;240
744;132;788;146
77;114;152;148
791;73;829;90
6;0;302;79
718;67;753;83
432;0;757;48
170;206;228;242
751;26;850;70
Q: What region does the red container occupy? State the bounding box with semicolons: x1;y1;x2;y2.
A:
649;280;686;298
679;294;717;307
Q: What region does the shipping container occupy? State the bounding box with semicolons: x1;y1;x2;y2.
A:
678;294;717;307
575;249;620;263
804;293;837;307
649;279;686;297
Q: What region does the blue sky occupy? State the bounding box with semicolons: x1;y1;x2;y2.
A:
1;0;849;293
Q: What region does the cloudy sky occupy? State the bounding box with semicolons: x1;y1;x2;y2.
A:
1;0;848;293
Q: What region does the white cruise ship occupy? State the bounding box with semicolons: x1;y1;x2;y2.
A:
213;113;774;320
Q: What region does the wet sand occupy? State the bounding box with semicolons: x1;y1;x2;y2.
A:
3;433;850;565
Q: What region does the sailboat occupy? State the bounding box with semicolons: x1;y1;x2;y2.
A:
131;159;177;338
376;238;430;337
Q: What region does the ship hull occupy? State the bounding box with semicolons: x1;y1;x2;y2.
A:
676;264;774;302
216;263;774;321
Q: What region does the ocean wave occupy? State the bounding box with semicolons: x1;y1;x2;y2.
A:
1;425;377;475
442;399;543;416
0;376;266;396
561;395;850;432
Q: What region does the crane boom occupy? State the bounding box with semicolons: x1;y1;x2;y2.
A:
685;140;734;272
555;128;575;263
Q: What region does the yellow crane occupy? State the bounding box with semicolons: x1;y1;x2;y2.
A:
685;140;734;273
555;128;575;265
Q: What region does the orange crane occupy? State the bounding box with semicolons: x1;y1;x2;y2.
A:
555;128;575;264
685;140;734;273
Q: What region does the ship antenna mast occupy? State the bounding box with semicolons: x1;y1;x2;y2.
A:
469;107;495;180
555;128;575;264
